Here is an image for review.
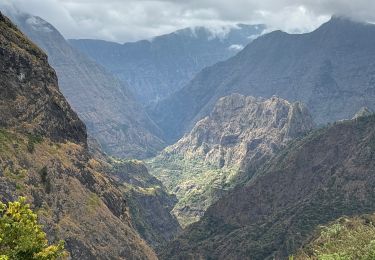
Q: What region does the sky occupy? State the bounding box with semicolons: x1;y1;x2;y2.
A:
1;0;374;43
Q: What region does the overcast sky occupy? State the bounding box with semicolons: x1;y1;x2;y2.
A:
1;0;374;43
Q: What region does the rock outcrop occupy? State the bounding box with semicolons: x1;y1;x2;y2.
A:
161;114;375;259
149;94;314;226
0;13;85;144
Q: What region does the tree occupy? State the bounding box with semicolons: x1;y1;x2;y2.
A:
0;197;66;259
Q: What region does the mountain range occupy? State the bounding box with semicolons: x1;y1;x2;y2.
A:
152;16;375;142
4;9;165;159
0;11;180;258
1;5;375;260
69;24;266;105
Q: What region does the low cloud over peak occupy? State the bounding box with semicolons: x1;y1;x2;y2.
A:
1;0;374;43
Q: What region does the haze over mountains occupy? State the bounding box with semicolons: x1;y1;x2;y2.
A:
1;3;375;259
70;24;266;105
153;16;375;142
5;9;165;159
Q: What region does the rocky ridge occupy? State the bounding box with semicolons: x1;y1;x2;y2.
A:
149;94;315;226
161;114;375;259
0;12;85;144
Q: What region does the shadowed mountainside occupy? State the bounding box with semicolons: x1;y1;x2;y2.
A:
161;113;375;259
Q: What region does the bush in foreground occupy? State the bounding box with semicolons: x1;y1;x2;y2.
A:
0;197;66;259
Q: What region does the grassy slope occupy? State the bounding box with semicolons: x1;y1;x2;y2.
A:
294;213;375;259
0;128;157;259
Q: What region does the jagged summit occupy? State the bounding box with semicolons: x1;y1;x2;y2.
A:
353;106;374;119
168;94;314;168
149;94;314;226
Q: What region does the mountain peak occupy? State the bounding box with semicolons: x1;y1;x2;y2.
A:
317;15;370;32
352;107;373;119
151;94;314;226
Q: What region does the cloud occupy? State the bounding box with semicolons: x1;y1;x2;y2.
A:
228;44;244;51
1;0;374;43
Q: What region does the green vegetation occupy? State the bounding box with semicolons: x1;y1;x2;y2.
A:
147;154;237;227
0;129;12;144
27;134;43;153
0;197;66;259
0;129;19;157
294;214;375;259
86;193;101;210
38;167;51;193
3;168;27;181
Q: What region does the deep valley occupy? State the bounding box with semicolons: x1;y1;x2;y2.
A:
1;3;375;259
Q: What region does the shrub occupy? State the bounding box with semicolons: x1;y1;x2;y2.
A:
27;134;43;153
0;197;66;259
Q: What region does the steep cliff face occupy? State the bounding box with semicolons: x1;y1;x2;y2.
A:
149;94;314;227
0;13;85;144
168;94;314;169
152;17;375;142
0;12;157;259
109;159;181;248
70;24;266;105
6;10;165;159
161;114;375;259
